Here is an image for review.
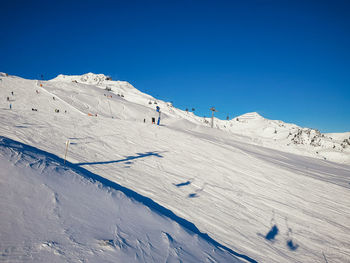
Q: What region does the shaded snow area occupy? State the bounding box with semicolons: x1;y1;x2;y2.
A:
1;73;350;262
0;137;244;263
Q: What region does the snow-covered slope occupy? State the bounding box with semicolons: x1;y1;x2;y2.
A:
0;136;244;263
48;73;350;164
211;112;350;164
1;73;350;263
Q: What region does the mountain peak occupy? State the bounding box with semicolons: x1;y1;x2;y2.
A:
236;112;264;120
51;73;112;85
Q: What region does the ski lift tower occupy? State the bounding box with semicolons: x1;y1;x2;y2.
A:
210;107;217;128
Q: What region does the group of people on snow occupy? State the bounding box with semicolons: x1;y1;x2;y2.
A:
4;86;70;113
5;86;162;125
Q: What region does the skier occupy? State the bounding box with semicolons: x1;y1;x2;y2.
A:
11;91;13;95
6;97;9;101
9;103;12;109
156;106;161;125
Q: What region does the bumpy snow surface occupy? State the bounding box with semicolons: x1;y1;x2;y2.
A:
0;137;243;263
1;73;350;263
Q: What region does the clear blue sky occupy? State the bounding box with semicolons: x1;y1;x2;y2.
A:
1;0;349;132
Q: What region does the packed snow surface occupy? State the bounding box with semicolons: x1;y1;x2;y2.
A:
1;73;350;263
0;137;243;263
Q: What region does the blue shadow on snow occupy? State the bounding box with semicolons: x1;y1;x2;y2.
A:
188;193;198;198
174;180;191;187
265;225;279;241
76;151;163;166
287;239;299;251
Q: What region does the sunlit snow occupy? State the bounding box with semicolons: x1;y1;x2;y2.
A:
1;72;349;263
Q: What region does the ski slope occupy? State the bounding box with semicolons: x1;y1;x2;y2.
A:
0;137;244;263
1;73;350;263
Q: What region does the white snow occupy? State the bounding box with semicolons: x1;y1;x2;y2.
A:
0;137;243;263
1;72;350;263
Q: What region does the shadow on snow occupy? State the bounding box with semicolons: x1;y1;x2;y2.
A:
173;180;191;187
258;213;299;252
0;136;257;263
265;225;279;241
76;152;164;166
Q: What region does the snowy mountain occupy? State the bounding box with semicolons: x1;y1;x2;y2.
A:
205;112;350;164
1;72;350;263
46;73;350;164
48;72;350;165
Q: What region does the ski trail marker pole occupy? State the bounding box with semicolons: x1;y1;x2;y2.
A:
64;140;70;165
